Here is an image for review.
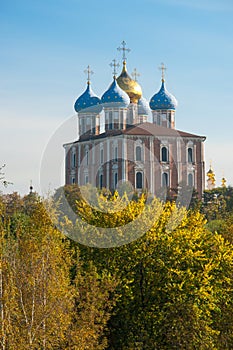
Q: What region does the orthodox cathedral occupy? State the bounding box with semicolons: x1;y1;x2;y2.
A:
64;42;206;198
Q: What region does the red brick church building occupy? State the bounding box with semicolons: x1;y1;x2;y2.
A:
64;42;206;198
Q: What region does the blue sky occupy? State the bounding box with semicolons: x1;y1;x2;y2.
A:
1;0;233;194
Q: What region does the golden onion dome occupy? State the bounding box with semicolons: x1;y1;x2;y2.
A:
117;61;142;103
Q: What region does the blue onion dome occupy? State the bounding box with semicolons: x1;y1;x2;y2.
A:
138;96;150;115
149;79;178;111
74;83;102;113
101;77;130;108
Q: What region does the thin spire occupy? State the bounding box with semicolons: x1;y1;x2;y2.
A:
221;171;227;187
209;160;213;170
117;40;131;62
29;180;33;194
221;175;227;188
132;68;140;82
110;59;120;79
159;62;167;82
84;65;93;85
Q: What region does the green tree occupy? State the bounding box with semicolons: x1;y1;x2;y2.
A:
71;194;233;349
202;186;233;221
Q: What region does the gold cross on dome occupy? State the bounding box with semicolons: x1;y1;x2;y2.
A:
110;59;120;78
159;62;167;81
84;65;93;84
132;68;140;82
117;40;131;61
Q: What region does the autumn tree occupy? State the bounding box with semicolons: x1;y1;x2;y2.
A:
0;192;117;350
64;187;233;349
1;197;73;349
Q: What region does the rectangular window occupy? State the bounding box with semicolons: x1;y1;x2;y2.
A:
188;174;193;186
100;148;104;164
157;114;161;125
72;152;76;167
114;111;119;129
114;146;118;161
99;174;103;189
120;111;124;129
136;146;142;161
114;172;118;189
109;112;113;130
81;119;85;134
162;173;169;187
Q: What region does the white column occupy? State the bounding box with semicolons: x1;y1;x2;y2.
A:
177;138;181;184
149;137;154;194
91;141;95;186
107;139;110;189
122;137;125;182
78;144;81;185
124;137;128;181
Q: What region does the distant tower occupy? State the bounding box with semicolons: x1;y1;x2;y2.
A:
101;59;130;131
117;41;142;125
131;68;150;124
221;175;227;188
150;63;178;129
29;180;33;194
74;65;102;138
207;163;216;190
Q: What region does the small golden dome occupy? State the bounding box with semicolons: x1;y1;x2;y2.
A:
117;61;142;103
207;164;216;185
221;177;226;187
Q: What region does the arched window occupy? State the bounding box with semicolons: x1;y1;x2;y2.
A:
72;176;75;184
85;175;89;184
136;146;142;161
114;146;118;162
85;150;89;165
114;172;118;189
136;172;143;189
161;146;168;162
188;148;193;163
99;174;103;189
188;173;193;187
100;148;104;164
71;151;76;167
162;172;168;187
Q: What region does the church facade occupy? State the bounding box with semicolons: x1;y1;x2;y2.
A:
64;42;206;198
